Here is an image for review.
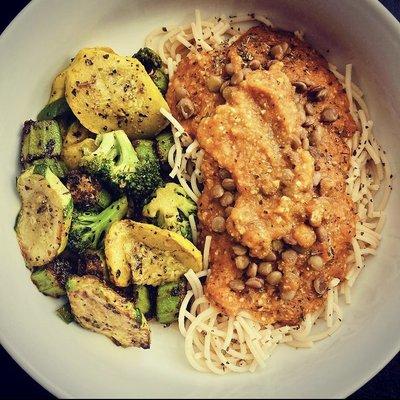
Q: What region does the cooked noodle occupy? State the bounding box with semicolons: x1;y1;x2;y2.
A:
155;10;393;374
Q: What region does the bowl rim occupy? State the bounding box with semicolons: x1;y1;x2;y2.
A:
0;0;399;398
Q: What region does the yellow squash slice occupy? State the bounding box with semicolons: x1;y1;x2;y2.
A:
105;220;203;287
15;166;73;268
64;48;169;139
61;121;97;169
47;47;116;104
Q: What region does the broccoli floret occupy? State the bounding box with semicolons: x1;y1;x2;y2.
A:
133;47;163;73
129;139;163;204
80;130;162;202
133;48;169;95
155;130;174;174
68;196;128;253
65;170;112;211
142;183;196;241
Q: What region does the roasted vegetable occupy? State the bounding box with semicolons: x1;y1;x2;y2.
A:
56;303;74;324
65;170;111;211
37;98;72;121
155;130;174;173
142;183;196;241
66;275;150;348
61;122;97;170
47;48;116;104
31;256;74;297
133;47;169;95
156;279;186;324
65;48;169;138
68;196;128;253
20;120;62;164
131;139;164;203
133;285;151;317
133;47;163;72
15;165;73;267
80;130;162;201
48;70;68;103
105;220;203;287
151;69;169;95
29;158;68;179
77;249;108;281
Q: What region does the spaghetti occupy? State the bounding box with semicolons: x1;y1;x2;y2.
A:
153;10;392;374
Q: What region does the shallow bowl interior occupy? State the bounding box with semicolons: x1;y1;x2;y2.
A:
0;0;399;398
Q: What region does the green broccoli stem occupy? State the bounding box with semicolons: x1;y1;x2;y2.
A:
92;132;117;159
97;189;112;210
91;196;129;246
69;196;128;252
114;130;139;169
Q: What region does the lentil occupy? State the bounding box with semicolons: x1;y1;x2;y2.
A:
206;75;224;93
220;191;234;207
211;216;226;233
245;277;264;289
258;262;273;276
246;262;258;278
308;255;324;270
249;59;261;70
232;244;247;256
231;70;244;85
281;289;296;301
211;184;224;199
304;102;315;115
175;86;189;101
271;239;283;252
310;86;327;102
266;271;282;285
282;249;298;264
221;178;235;191
313;278;327;295
219;168;231;179
225;63;235;76
293;81;307;93
235;255;250;270
177;98;195;119
225;206;233;217
229;279;245;292
321;107;339;123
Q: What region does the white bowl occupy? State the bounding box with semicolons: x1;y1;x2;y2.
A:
0;0;399;398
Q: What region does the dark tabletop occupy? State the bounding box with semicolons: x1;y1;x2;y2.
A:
1;0;399;398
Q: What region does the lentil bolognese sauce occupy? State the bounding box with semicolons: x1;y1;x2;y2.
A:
147;10;392;373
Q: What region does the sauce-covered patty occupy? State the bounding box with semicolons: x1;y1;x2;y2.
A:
167;26;357;326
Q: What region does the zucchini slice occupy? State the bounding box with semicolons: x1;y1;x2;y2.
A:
133;285;151;316
66;275;150;348
156;279;186;324
20;120;62;164
15;166;73;268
